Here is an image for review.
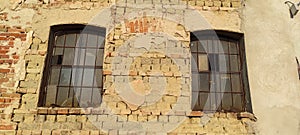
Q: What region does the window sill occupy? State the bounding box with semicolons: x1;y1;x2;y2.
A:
37;107;105;115
187;111;257;122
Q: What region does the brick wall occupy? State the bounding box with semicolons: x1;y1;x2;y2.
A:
0;0;256;135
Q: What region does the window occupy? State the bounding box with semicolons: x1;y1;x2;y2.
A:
38;24;106;108
191;30;252;113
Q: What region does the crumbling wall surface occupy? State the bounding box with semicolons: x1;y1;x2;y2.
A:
243;0;300;135
0;0;257;135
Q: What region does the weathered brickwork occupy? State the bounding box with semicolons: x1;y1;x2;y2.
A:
0;0;257;134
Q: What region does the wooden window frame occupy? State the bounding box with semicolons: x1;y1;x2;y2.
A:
38;24;106;108
190;30;253;113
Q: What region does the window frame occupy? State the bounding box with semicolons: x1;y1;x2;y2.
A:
190;30;253;113
38;24;106;107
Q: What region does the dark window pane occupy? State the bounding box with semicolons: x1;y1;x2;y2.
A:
215;93;222;111
230;55;240;72
199;93;209;111
82;68;94;86
222;93;232;111
198;40;207;53
53;47;63;55
77;34;87;47
231;74;241;92
191;53;198;72
232;94;243;111
220;40;229;53
49;67;60;85
207;40;213;53
229;41;238;54
208;54;219;71
212;40;219;53
80;88;93;107
190;41;198;52
192;73;199;92
65;34;76;46
56;87;69;106
56;35;65;46
74;48;86;65
62;48;75;65
98;36;105;48
215;40;222;53
199;73;209;92
92;88;102;107
191;92;200;111
45;85;57;106
219;54;230;72
198;54;209;71
94;69;103;87
87;34;98;47
210;93;217;111
73;88;81;107
85;49;96;66
59;67;71;86
71;68;83;86
96;49;104;66
220;74;231;92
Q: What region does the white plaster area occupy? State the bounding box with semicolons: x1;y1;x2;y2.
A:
243;0;300;134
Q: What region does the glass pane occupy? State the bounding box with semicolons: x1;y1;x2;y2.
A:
191;73;199;92
210;93;217;111
233;94;243;111
191;92;200;111
85;49;96;66
62;48;75;65
198;40;207;53
198;54;208;71
220;40;229;53
199;93;209;111
73;88;80;107
56;87;69;106
230;55;240;72
219;54;230;72
45;85;57;106
96;49;104;66
65;34;76;46
59;67;71;86
212;40;219;53
77;33;87;47
229;41;238;54
215;40;222;53
199;73;209;92
222;93;232;111
54;47;63;55
190;41;198;52
55;35;65;46
74;48;85;65
49;67;60;85
80;88;93;107
213;74;221;92
208;54;219;71
98;36;105;48
231;74;241;92
92;88;102;107
207;40;213;53
87;34;98;47
71;68;83;86
220;74;231;92
191;53;198;71
94;69;103;87
82;68;94;86
215;93;222;111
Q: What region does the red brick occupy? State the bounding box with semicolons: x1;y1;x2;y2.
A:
0;55;9;59
0;69;10;73
0;124;14;130
0;104;10;108
0;98;4;103
12;55;19;59
0;50;8;54
0;37;8;40
1;93;20;98
0;78;9;83
57;108;69;114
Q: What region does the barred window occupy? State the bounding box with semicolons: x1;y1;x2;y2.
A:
39;24;106;108
191;30;252;112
